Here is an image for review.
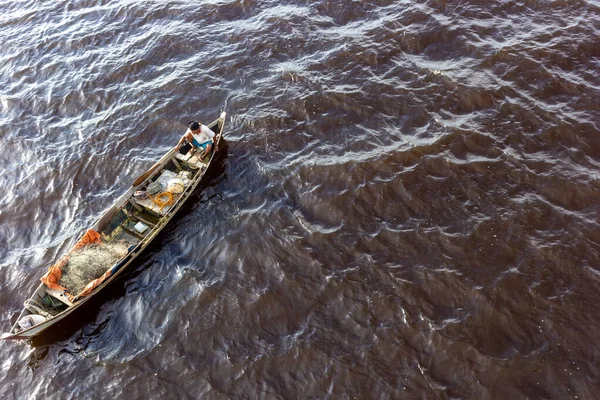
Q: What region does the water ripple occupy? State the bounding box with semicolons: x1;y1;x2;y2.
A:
1;0;600;398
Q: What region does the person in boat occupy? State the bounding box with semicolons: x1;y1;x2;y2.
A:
176;120;215;159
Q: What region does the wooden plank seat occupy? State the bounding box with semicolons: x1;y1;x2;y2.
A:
175;152;208;170
122;208;157;228
45;287;73;307
133;198;168;216
170;156;183;171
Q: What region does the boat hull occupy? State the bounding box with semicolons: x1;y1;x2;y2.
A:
3;112;226;341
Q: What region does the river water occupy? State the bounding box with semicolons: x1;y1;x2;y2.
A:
1;0;599;398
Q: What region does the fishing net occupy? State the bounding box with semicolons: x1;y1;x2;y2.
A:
59;242;130;295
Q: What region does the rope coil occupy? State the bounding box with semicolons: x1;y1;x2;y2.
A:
152;191;175;210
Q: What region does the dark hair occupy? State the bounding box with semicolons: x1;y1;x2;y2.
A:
188;120;200;131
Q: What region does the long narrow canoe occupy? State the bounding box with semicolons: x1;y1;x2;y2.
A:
2;112;226;341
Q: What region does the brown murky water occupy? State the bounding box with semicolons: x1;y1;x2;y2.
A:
1;0;600;398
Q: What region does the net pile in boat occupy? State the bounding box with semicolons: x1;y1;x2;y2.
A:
59;242;130;295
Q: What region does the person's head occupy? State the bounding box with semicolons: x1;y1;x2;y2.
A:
188;120;200;133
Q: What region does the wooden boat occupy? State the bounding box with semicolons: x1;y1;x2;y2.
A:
2;112;226;340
